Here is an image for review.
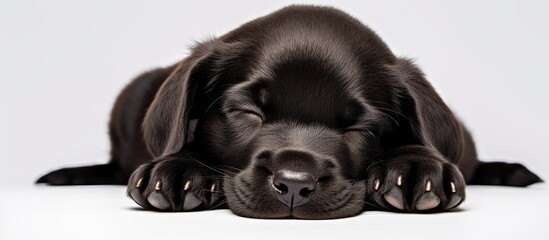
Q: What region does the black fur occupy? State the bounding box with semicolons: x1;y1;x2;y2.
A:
37;5;542;219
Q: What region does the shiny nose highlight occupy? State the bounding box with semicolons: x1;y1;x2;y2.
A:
272;170;317;209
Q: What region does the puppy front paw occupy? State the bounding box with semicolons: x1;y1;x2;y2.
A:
126;155;224;211
366;146;466;212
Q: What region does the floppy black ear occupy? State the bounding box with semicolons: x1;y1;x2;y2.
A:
142;41;217;158
385;58;463;162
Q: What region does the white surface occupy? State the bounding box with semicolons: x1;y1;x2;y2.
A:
1;0;549;239
1;185;548;240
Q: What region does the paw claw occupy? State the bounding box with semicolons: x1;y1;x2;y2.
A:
425;180;432;192
397;175;402;186
136;178;143;188
147;192;171;210
450;181;456;193
416;192;441;211
373;179;380;191
184;181;191;191
210;184;216;192
183;193;202;210
384;187;404;210
155;181;161;191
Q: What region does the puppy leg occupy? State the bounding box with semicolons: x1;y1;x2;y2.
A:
469;162;542;187
36;163;126;185
366;145;466;212
126;152;226;212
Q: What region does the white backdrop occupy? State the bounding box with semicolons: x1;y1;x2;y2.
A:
1;0;548;187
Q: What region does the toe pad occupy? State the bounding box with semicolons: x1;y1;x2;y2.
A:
416;192;441;211
183;193;202;210
147;192;171;210
384;187;404;210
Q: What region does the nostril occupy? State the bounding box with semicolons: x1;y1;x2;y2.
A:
299;187;314;197
272;170;317;208
273;182;288;194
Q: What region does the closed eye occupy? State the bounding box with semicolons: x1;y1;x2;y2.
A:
227;108;264;126
344;128;375;138
239;109;264;121
227;106;262;116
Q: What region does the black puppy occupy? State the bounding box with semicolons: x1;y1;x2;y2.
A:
37;5;542;219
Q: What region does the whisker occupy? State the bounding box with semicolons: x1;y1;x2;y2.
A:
364;201;379;209
208;167;237;176
369;103;411;122
365;100;412;122
202;95;223;117
218;165;243;172
182;152;232;178
377;110;399;126
206;164;240;176
366;159;383;171
210;200;229;210
202;189;226;194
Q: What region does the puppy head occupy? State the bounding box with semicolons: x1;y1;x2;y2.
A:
143;39;415;219
202;56;381;219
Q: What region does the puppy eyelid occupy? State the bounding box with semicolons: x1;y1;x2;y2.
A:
241;109;261;116
241;109;264;120
344;128;375;138
228;108;264;122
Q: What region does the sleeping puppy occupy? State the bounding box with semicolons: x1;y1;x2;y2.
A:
37;5;542;219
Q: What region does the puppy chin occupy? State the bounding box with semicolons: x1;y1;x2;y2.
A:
223;171;366;219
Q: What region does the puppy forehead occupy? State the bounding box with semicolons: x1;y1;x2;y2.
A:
222;30;372;125
225;61;365;127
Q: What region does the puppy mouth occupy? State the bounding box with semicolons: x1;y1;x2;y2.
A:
223;170;366;219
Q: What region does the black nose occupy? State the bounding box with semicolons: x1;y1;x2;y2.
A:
272;170;317;209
